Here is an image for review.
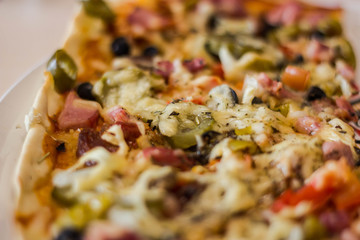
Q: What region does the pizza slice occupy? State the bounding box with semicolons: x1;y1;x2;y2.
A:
15;0;360;240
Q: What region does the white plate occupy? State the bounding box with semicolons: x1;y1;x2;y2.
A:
0;63;45;240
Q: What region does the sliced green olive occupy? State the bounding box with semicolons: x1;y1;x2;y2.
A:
235;126;252;135
57;194;112;228
333;38;356;68
318;18;342;37
47;49;77;93
271;24;300;43
168;114;214;149
238;53;275;71
303;215;326;240
51;186;77;207
228;139;257;154
204;35;261;60
81;0;115;22
273;103;289;117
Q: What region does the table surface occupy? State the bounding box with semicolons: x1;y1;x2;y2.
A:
0;0;76;100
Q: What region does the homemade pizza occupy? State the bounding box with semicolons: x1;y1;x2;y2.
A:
15;0;360;239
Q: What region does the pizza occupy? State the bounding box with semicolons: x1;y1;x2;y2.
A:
14;0;360;239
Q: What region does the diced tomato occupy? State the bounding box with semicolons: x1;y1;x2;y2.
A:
273;159;360;212
272;185;333;213
190;97;205;105
211;63;225;79
282;66;310;91
334;181;360;210
191;76;222;93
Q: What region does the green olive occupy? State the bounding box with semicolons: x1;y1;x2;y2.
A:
303;215;326;240
228;139;257;154
204;35;261;60
318;18;342;37
273;103;289;117
168;114;214;149
334;38;356;68
51;186;77;207
47;49;77;93
81;0;115;22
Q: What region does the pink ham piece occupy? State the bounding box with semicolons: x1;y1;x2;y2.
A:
128;8;170;35
117;121;141;146
208;0;246;18
58;91;99;130
143;147;195;171
266;1;302;26
294;116;321;135
305;12;326;28
306;40;334;63
183;58;206;73
322;141;354;167
319;210;350;234
154;61;174;80
336;61;355;81
335;97;358;121
84;222;141;240
257;73;298;99
107;106;130;123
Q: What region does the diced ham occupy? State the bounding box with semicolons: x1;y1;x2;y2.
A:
106;107;142;146
335;97;358;121
84;222;140;240
266;1;302;26
116;121;141;146
257;73;282;95
336;61;355;81
128;8;170;35
58;91;99;130
294;116;321;135
208;0;246;18
183;58;206;73
154;61;174;80
340;229;359;240
306;40;334;63
107;106;130;123
311;98;335;113
257;73;297;99
143;147;195;171
305;12;326;28
77;128;119;157
322;141;354;167
319;210;350;234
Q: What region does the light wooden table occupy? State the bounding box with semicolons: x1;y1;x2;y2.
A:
0;0;76;100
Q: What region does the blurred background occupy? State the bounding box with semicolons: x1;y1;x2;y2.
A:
0;0;76;99
1;0;360;100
